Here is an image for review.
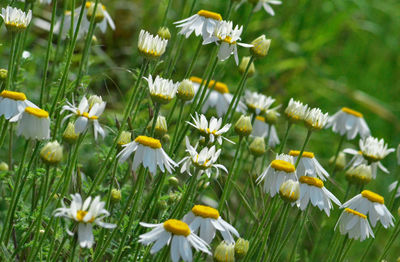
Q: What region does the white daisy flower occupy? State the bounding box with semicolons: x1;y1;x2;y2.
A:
389;181;400;199
342;190;394;228
17;107;50;140
253;0;282;16
251;116;280;147
326;107;370;140
335;208;374;241
256;154;297;197
117;135;177;175
84;2;115;33
288;150;329;181
54;193;116;248
190;76;245;117
243;90;275;115
0;90;37;122
298;176;341;216
139;219;211;262
179;137;228;178
145;75;179;104
62;96;106;140
183;205;240;244
204;20;252;65
0;6;32;32
304;107;329;130
284;98;308;122
174;9;222;40
187;113;232;145
138;30;168;59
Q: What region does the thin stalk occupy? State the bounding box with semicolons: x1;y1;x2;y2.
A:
171;170;199;218
8;125;13;171
288;205;310;262
4;32;16;91
268;202;290;260
194;57;219;112
331;135;345;177
294;129;312;168
389;166;400;210
331;236;349;262
166;99;178;123
359;225;382;262
169;102;185;152
278;122;292;154
338;239;354;262
161;0;173;26
183;38;202;79
149;103;161;136
378;220;400;261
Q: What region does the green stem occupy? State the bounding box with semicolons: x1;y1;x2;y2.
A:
294;129;312;168
161;0;173;26
378;220;400;261
288;205;310;262
195;56;219;112
331;135;345;177
149;103;161;137
358;225;382;262
183;38;203;79
169;102;185;152
5;32;16;91
268;202;290;260
389;167;400;211
278;122;292;154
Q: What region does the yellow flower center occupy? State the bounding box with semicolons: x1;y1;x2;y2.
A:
0;90;27;101
135;135;161;149
345;208;367;219
189;76;203;84
82;112;99;120
25;107;49;118
197;10;222;21
209;81;229;94
256;116;266;122
192;205;220;219
270;160;295;173
361;190;384;204
76;210;95;223
341;107;363;118
163;219;190;236
218;35;237;44
288;150;315;159
299;176;324;188
85;2;106;10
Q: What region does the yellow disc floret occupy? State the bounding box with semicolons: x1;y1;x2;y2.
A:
192;205;220;219
289;150;315;159
255;116;266;122
361;190;384;204
82;112;99;120
210;81;229;94
135;136;162;149
189;76;203;84
163;219;190;236
0;90;27;101
270;160;295;173
342;107;363;118
25;107;49;118
76;210;95;223
299;176;324;188
197;10;222;21
345;208;367;219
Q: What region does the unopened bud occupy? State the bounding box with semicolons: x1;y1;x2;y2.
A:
86;2;105;23
111;189;122;202
157;27;171;40
265;109;279;125
279;180;300;202
235;238;249;259
177;79;195;101
249;137;266;157
250;35;271;58
117;131;132;149
40;141;63;165
63;122;79;144
147;115;168;138
234;115;252;137
345;164;372;185
239;56;256;77
88;95;103;109
168;176;179;187
0;69;7;80
329;152;346;171
214;241;235;262
0;161;9;171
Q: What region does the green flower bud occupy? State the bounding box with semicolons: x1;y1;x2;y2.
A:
250;35;271;58
63;122;79;144
265;109;279;125
279;180;300;202
117;131;132;149
86;2;105;23
214;241;235;262
345;164;372;186
329;152;346;171
239;56;256;77
40;141;63;165
0;69;8;80
147;115;168;138
249;137;266;157
168;176;179;187
111;189;122;202
157;27;171;40
177;79;195;101
88;95;103;109
0;161;9;171
234;115;252;137
235;238;249;259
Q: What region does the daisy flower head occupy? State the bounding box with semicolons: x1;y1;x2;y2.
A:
284;98;308;123
326;107;370;140
298;176;341;216
0;6;32;32
250;35;271;58
279;179;300;203
252;0;282;16
256;154;296;197
54;193;116;248
342;190;394;228
359;136;394;163
117;135;177;175
174;9;222;40
205;20;252;65
251;116;280;148
85;2;115;33
40;141;63;165
138;30;168;59
304;107;329;130
214;241;235;262
145;75;179;104
345;163;372;186
17;107;50;140
187;113;232;145
249;137;266;157
183;205;240;244
179;137;228;178
139;219;211;262
335;208;374;241
243;90;275;115
0;90;37;122
289;150;329;181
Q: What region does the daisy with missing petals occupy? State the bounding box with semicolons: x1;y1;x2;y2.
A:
0;6;32;32
187;113;232;144
304;107;329;130
183;205;240;244
256;154;297;197
205;20;252;65
251;116;280;148
289;150;329;181
138;30;168;59
17;107;50;140
174;10;222;40
179;137;228;178
54;193;116;248
342;190;394;228
145;75;179;104
326;107;370;140
298;176;341;216
117;135;177;175
335;208;374;241
284;98;308;123
139;219;211;262
0;90;37;121
243;90;275;115
253;0;282;16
